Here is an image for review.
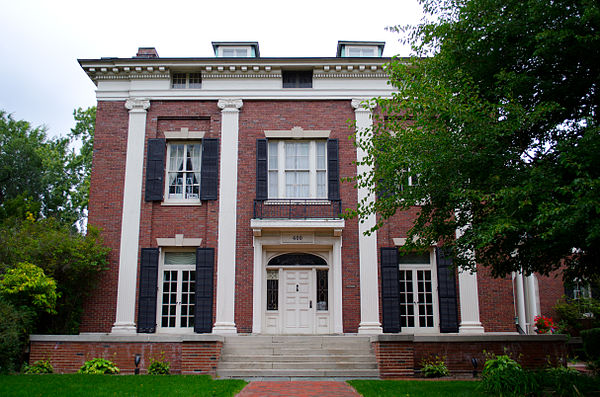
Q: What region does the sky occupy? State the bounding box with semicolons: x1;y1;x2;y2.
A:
0;0;423;139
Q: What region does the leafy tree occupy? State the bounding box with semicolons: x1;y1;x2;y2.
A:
0;107;96;226
0;262;59;314
352;0;600;280
0;217;109;334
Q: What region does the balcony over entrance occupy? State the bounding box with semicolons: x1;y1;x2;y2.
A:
253;199;342;219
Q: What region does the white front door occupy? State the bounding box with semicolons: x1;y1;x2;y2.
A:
283;269;313;333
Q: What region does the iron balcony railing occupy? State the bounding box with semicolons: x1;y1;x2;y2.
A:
253;199;343;219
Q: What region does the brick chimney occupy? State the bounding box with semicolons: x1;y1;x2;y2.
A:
135;47;159;58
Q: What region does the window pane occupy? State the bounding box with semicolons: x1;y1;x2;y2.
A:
317;171;326;198
285;142;296;169
235;48;248;57
267;270;278;311
269;171;278;198
223;49;234;57
188;73;202;88
316;141;326;169
171;73;186;88
165;252;196;265
317;270;328;311
398;252;430;264
268;141;278;169
297;171;309;197
296;143;309;169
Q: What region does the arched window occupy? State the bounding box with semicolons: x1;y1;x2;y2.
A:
267;253;327;267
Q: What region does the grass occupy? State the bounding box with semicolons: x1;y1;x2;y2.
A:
0;374;247;397
348;379;486;397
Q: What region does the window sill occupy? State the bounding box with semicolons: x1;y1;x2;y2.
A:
264;199;330;205
161;201;202;207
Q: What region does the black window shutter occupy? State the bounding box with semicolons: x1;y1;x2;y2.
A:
137;248;159;333
381;247;401;333
194;248;214;333
200;138;219;200
256;139;268;200
327;139;340;201
436;247;459;333
144;139;165;202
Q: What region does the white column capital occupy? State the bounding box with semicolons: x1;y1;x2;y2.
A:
351;98;376;112
125;98;150;113
218;98;243;112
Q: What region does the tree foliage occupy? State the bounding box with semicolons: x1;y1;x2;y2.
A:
0;217;109;334
0;262;59;315
352;0;600;280
0;107;96;226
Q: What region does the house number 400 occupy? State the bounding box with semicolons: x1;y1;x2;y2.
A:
292;235;303;241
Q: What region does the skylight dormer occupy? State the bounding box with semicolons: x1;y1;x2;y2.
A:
336;41;385;57
212;41;260;58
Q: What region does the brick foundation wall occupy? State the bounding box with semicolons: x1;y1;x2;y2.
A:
29;336;223;375
373;335;567;379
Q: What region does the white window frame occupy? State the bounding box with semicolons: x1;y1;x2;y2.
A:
398;250;440;334
267;140;327;199
345;46;377;57
156;250;197;334
171;72;202;89
164;141;202;205
218;46;251;57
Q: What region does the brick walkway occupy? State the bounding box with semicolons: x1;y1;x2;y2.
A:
236;381;361;397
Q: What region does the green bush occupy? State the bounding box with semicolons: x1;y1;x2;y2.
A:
0;262;59;314
77;358;120;375
147;354;170;375
24;359;53;374
554;297;600;335
479;353;537;396
0;300;34;373
581;328;600;360
420;355;449;378
537;365;600;396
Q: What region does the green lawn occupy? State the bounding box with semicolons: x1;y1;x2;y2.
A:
0;374;247;397
348;379;486;397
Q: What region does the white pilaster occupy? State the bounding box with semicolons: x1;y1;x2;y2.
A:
525;274;540;334
455;214;485;334
513;271;528;333
252;238;263;334
352;99;383;334
213;98;243;334
111;98;150;334
333;236;344;334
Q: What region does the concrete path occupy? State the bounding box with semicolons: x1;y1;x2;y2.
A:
236;381;361;397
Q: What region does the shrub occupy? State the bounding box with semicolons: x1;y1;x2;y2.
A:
147;353;170;375
420;355;449;378
537;365;600;397
479;353;537;396
23;359;53;374
554;297;600;335
0;300;34;373
77;358;120;374
0;262;59;314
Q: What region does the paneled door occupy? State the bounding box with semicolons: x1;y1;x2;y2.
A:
283;269;313;333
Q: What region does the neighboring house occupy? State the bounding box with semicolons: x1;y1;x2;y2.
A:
29;41;566;376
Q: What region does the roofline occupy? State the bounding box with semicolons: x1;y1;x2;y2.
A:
78;56;397;65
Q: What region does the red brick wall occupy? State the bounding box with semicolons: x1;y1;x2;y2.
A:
375;338;567;378
235;100;360;333
478;268;516;332
82;101;129;332
29;340;221;375
538;271;564;320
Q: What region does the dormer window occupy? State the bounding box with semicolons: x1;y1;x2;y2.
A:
347;46;376;57
171;72;202;89
212;41;260;58
336;41;385;57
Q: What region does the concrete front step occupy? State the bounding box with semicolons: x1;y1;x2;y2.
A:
217;368;380;378
217;335;379;378
219;361;378;369
220;354;376;363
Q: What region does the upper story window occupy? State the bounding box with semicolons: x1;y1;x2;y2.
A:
347;46;376;57
268;140;326;198
171;72;202;89
222;47;248;57
282;70;313;88
166;142;201;202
